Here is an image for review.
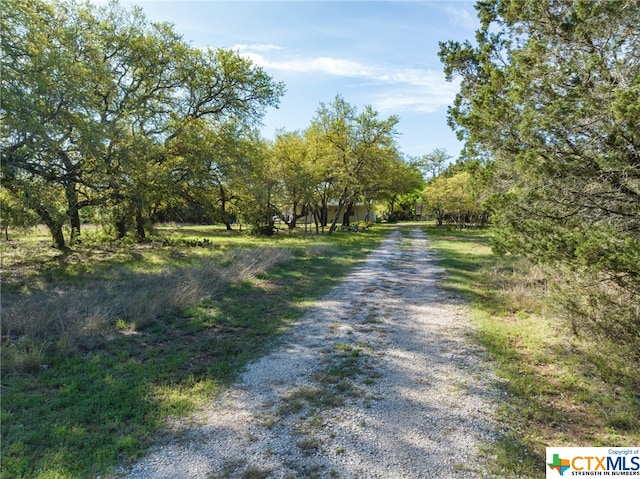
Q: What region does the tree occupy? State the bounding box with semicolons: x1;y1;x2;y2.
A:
370;153;424;221
1;0;107;247
422;175;450;226
1;0;284;247
270;130;317;229
233;133;280;234
415;148;451;181
88;8;283;240
160;119;248;229
439;0;640;344
311;95;400;233
302;123;341;232
0;182;41;240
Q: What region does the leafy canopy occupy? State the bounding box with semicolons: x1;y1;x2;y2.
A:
439;0;640;344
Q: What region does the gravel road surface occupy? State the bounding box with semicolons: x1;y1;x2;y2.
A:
120;227;498;478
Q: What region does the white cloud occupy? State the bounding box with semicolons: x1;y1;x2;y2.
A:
241;49;446;87
239;46;460;114
241;51;376;77
233;43;282;52
375;69;446;87
371;82;460;114
444;6;479;30
370;69;461;113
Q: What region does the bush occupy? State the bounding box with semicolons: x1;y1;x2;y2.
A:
551;266;640;356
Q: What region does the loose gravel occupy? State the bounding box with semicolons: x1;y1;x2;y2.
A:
120;228;499;479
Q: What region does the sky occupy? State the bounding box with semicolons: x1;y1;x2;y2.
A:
121;1;480;160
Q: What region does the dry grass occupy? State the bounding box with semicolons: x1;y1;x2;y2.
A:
550;266;640;351
1;224;387;479
1;244;292;372
223;247;292;280
492;259;549;314
2;260;219;337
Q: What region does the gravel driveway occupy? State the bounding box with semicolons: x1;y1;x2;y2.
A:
121;227;498;478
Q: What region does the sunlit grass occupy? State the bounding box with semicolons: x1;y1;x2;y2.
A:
422;223;640;478
1;223;388;479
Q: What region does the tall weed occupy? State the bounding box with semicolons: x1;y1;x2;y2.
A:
1;246;292;371
492;259;548;314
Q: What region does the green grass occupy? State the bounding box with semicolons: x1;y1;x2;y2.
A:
0;223;390;479
5;222;638;478
422;224;640;478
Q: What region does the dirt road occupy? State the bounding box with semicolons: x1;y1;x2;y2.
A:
122;227;498;478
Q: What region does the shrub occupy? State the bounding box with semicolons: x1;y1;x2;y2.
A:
552;266;640;356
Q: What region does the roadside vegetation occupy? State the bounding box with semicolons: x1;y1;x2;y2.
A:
3;221;638;479
0;224;388;479
423;225;640;478
2;1;639;477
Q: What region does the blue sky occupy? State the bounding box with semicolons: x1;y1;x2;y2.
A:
123;1;480;159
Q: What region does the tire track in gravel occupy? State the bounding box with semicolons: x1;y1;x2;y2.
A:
121;227;499;479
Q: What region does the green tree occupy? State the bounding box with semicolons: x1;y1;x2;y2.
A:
415;148;451;181
161;119;251;229
370;152;424;221
270;130;317;229
311;95;400;233
233;133;280;234
89;9;283;240
1;0;106;247
303;123;341;232
422;175;447;226
439;0;640;343
1;0;284;247
0;181;41;240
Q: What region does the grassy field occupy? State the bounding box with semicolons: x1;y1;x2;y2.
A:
422;224;640;478
0;224;389;479
2;223;638;478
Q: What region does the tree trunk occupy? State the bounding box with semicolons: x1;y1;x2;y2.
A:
135;210;146;241
387;195;397;219
59;151;81;244
65;183;81;244
50;223;66;250
219;183;233;231
287;203;303;230
37;208;66;250
328;188;349;234
115;217;128;239
261;213;275;236
320;203;328;228
288;209;308;230
69;211;81;244
342;202;354;227
328;200;346;234
342;210;350;227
